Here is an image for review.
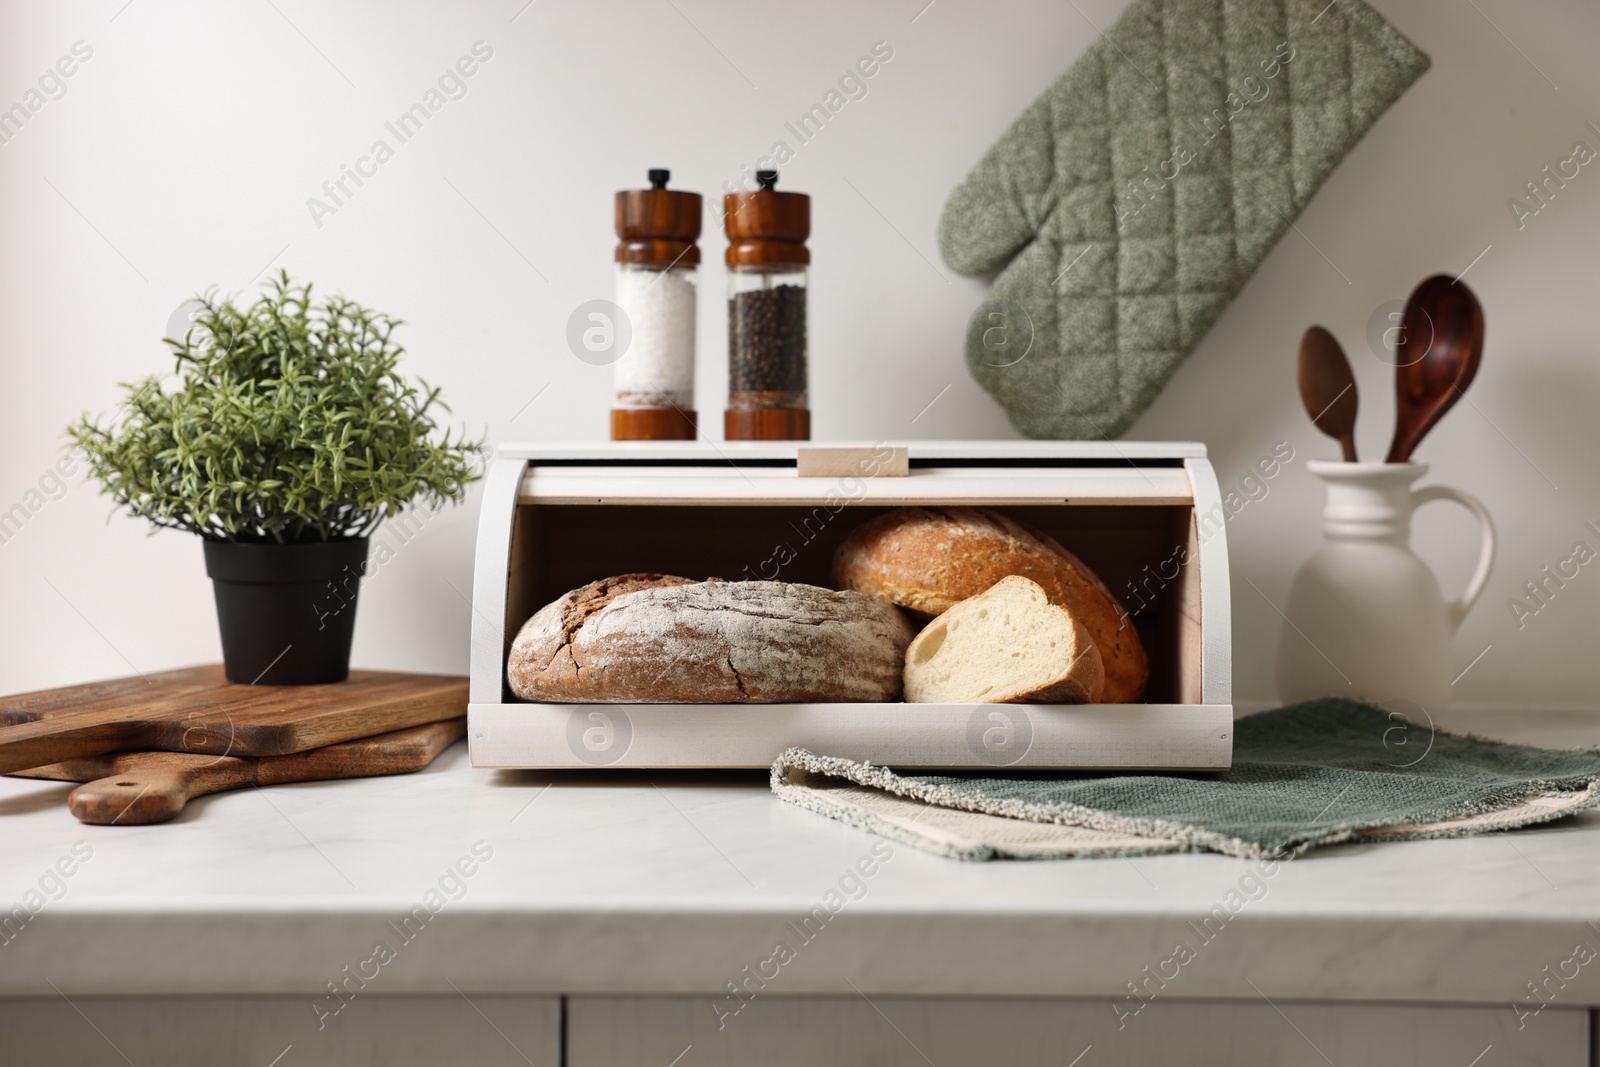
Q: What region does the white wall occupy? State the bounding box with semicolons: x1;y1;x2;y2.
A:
1;0;1596;709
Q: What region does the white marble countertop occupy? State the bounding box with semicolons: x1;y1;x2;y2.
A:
2;710;1597;1007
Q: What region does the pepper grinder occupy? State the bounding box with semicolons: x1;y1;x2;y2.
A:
724;170;810;441
611;168;701;441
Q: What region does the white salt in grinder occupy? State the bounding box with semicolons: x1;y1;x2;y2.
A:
610;169;702;440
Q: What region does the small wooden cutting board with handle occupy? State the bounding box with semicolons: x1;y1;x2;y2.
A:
0;665;468;776
11;718;467;825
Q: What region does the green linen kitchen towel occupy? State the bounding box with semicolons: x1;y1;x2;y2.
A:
940;0;1430;439
771;700;1600;861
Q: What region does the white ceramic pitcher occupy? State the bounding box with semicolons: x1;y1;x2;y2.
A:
1274;461;1495;717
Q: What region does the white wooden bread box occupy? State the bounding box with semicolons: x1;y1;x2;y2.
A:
469;441;1232;770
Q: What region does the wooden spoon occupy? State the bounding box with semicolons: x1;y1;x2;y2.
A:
1298;326;1359;461
1386;275;1484;463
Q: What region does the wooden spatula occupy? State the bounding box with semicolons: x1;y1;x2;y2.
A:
0;665;467;775
12;718;466;825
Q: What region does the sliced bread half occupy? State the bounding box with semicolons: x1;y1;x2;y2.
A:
832;507;1147;703
902;576;1105;704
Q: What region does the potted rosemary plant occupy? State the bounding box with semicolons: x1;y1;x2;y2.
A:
68;273;483;685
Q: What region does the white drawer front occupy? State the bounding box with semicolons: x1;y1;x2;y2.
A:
569;996;1588;1067
0;994;561;1067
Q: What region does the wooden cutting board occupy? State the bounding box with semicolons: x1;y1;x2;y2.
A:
0;665;468;776
12;718;467;825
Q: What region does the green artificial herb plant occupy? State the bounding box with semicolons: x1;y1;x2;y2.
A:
68;272;484;543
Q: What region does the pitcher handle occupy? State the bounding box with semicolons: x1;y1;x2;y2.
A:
1412;485;1496;632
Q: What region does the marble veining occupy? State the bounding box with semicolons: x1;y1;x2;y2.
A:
0;711;1596;1004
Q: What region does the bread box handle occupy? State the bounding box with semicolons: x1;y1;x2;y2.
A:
795;446;909;478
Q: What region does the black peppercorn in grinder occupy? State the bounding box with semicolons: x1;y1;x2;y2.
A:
724;170;809;441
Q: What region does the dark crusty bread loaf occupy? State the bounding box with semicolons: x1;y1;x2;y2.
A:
832;508;1148;703
507;574;913;703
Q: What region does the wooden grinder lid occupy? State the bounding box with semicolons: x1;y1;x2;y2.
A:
724;171;810;267
615;169;702;268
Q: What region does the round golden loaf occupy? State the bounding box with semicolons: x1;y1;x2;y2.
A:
832;507;1148;703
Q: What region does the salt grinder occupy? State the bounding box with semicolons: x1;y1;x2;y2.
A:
611;169;701;440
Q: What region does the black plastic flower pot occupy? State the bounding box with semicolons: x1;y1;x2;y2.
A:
203;538;369;685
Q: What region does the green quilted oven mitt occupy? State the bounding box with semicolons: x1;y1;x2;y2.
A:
940;0;1429;439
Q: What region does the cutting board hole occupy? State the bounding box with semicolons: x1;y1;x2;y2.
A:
116;781;137;787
